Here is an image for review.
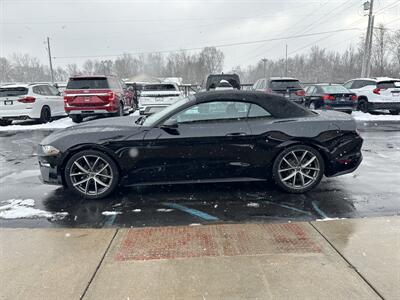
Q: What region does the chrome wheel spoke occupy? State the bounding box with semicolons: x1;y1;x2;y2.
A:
73;177;90;187
74;162;89;174
282;171;296;182
302;156;316;168
92;157;100;170
299;151;308;164
291;151;300;164
97;173;112;179
299;172;305;186
279;167;295;173
83;156;92;170
283;158;294;168
300;171;314;180
93;177;109;188
96;164;109;174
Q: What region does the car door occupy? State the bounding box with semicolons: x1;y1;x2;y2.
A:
46;85;65;116
130;100;255;183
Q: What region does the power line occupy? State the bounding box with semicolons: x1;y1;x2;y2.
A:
53;27;362;60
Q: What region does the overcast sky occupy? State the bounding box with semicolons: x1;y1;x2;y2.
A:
1;0;399;71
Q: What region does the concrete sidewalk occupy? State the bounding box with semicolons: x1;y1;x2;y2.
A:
1;217;399;300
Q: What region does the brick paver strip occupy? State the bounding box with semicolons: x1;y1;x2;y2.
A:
115;223;321;261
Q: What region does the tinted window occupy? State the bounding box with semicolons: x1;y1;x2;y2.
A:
48;85;60;96
143;84;178;91
0;87;28;97
377;81;400;89
321;85;350;93
40;85;52;96
343;81;353;89
270;80;301;90
171;101;250;123
248;104;271;118
33;86;46;95
66;78;109;89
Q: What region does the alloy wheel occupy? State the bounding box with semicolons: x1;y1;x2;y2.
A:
278;150;320;190
69;155;113;196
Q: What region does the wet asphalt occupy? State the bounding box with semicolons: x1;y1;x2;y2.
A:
0;120;399;228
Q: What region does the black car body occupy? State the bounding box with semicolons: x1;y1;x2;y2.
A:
38;91;362;199
305;84;357;114
253;77;305;105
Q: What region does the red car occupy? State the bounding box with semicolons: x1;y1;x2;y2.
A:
64;75;134;123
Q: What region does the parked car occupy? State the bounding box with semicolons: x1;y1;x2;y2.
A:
343;77;400;115
63;75;134;123
0;83;64;126
205;74;241;90
304;84;357;114
253;77;305;105
138;83;182;115
125;81;147;108
38;90;362;199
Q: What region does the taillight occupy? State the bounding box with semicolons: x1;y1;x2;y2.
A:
373;88;382;95
351;95;358;101
295;89;305;96
17;96;36;103
108;91;115;101
322;94;335;101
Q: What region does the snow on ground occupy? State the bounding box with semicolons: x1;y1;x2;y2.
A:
0;111;399;132
0;198;68;219
101;211;122;216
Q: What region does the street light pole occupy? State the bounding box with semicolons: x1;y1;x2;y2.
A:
47;37;54;83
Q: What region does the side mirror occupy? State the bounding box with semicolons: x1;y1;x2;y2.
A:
162;118;178;129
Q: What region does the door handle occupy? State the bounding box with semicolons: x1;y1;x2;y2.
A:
226;132;247;136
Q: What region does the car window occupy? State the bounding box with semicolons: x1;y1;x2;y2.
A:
0;87;28;97
169;101;250;124
248;104;272;118
40;85;53;95
321;85;350;93
306;86;316;94
33;85;46;95
343;81;352;89
67;78;109;89
270;80;302;90
361;80;376;88
377;81;400;89
350;80;362;89
47;85;60;96
143;84;178;91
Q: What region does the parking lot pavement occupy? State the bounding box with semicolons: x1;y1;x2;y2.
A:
0;122;399;228
2;216;397;299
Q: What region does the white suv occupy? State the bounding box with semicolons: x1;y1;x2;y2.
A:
343;77;400;115
0;83;65;126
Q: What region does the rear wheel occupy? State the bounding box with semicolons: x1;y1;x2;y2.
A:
39;106;51;123
389;110;399;115
272;145;324;193
0;119;12;126
113;102;124;117
309;102;317;110
64;150;119;199
70;115;83;123
358;99;369;113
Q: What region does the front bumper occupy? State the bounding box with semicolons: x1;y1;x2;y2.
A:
368;102;400;111
38;156;63;185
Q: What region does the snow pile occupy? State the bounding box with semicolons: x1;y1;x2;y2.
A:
0;117;74;132
246;202;260;208
352;111;400;121
0;199;68;219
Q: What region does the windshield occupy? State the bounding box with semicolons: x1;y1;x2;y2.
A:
270;80;301;90
143;84;178;91
142;96;192;126
321;85;350;93
0;87;28;97
377;81;400;89
66;78;109;89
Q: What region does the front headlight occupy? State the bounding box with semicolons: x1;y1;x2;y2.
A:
41;145;60;156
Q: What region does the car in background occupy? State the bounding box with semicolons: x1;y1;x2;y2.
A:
205;73;241;91
0;83;64;126
63;75;134;123
304;84;357;114
125;81;148;109
343;77;400;115
138;83;182;115
253;77;305;105
38;90;363;199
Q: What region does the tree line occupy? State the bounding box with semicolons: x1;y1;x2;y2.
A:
1;26;399;85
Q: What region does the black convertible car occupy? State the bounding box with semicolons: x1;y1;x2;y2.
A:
38;90;363;199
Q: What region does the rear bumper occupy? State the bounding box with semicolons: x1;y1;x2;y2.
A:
67;109;116;115
368;102;400;110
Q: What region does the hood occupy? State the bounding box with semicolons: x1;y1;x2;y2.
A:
40;116;147;149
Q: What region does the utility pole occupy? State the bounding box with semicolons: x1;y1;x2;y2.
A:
366;15;375;77
46;37;54;83
262;58;267;82
285;44;288;77
361;0;374;77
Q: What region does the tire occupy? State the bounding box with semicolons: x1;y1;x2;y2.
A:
64;150;120;200
113;102;124;117
0;119;12;126
272;145;324;193
389;110;399;115
39;106;51;123
70;115;83;123
358;99;369;113
309;102;317;110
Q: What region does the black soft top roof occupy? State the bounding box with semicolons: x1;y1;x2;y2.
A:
194;90;312;118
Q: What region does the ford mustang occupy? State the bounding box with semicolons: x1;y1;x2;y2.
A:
38;90;363;199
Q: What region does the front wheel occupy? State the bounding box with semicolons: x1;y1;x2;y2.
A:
389;110;399;115
70;115;83;123
64;150;119;199
0;119;12;126
39;106;51;123
358;99;369;113
272;145;324;193
308;102;317;110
